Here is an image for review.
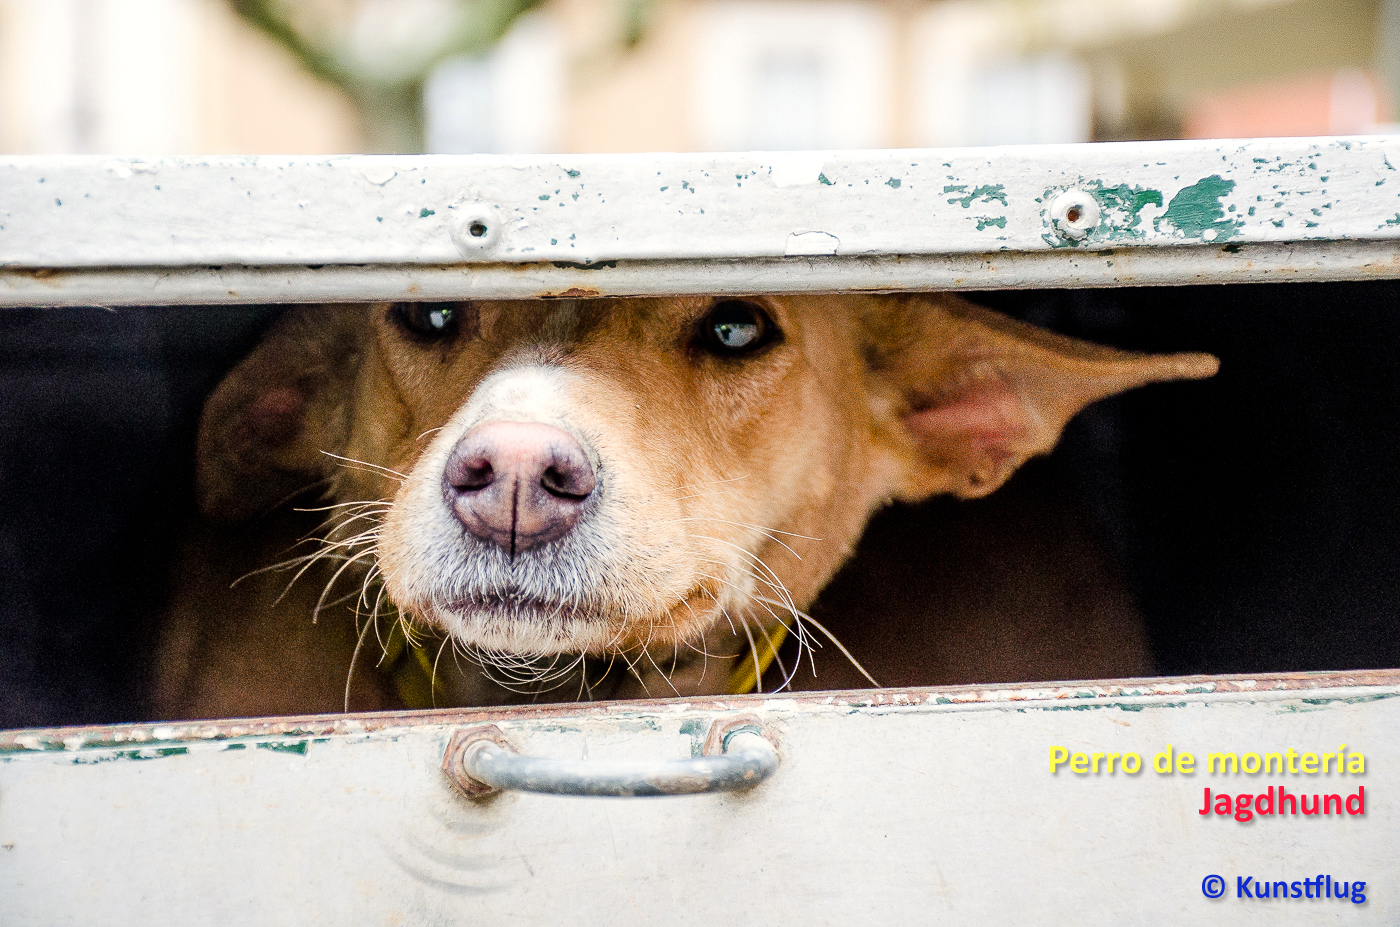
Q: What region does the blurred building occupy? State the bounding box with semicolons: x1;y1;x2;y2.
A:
0;0;362;154
0;0;1395;155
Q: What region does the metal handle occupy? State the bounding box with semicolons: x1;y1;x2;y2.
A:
442;716;778;798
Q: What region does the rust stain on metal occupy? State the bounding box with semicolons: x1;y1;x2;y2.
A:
702;713;769;757
13;267;65;284
540;286;603;299
441;724;512;798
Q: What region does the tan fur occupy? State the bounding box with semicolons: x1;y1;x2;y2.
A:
153;293;1216;719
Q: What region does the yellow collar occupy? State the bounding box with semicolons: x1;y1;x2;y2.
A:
377;619;440;710
724;624;790;695
380;619;791;708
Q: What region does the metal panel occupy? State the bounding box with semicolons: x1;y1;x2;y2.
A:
2;143;1393;922
2;137;1400;304
2;671;1394;925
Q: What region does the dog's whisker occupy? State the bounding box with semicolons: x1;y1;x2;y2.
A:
295;500;394;515
320;451;409;481
666;513;821;549
345;610;377;713
430;634;453;709
643;650;678;696
313;548;380;624
358;564;383;611
265;546;376;607
672;474;751;500
690;533;791;590
733;613;764;695
265;477;335;518
751;594;880;688
614;646;650;697
689;538;808;653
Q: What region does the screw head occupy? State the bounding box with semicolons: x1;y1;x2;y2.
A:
450;204;503;256
1049;189;1101;241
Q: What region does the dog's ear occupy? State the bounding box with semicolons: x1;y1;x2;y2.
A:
869;296;1218;501
196;305;370;523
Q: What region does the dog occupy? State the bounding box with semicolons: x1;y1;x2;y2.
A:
152;293;1216;719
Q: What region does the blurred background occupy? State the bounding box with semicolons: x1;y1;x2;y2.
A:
1;0;1398;156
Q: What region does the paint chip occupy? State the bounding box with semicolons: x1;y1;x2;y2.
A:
360;164;398;186
770;154;827;188
785;231;839;256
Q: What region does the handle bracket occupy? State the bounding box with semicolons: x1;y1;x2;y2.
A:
442;714;777;798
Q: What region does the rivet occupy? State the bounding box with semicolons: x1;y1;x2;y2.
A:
450;204;503;256
1049;189;1101;241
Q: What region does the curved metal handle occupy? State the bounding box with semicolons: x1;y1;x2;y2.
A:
442;716;778;798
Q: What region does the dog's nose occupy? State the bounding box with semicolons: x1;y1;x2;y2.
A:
442;421;597;556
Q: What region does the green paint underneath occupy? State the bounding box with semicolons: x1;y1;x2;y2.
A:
946;184;1006;208
1155;175;1242;240
976;216;1006;230
418;208;435;217
257;740;309;755
1041;181;1162;248
1302;693;1396;706
678;719;706;737
1095;184;1163;233
818;173;833;186
72;746;189;765
679;718;707;757
885;177;901;188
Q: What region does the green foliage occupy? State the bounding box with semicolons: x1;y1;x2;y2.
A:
228;0;545;152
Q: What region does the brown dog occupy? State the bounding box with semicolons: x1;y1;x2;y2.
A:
153;294;1216;719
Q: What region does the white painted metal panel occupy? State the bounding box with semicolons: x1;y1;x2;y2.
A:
1;672;1394;925
1;137;1399;304
2;144;1394;922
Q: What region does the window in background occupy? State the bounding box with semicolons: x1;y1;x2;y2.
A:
423;12;564;154
423;56;494;154
0;0;199;154
693;0;893;151
912;2;1092;148
0;0;361;155
964;55;1092;146
747;54;826;151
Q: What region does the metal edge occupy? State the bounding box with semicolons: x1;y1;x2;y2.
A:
2;240;1399;306
5;668;1398;753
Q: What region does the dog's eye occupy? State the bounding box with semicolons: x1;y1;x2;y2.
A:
391;302;458;339
700;300;776;355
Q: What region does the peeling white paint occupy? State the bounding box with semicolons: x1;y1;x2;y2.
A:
0;138;1396;304
768;154;827;188
784;230;840;255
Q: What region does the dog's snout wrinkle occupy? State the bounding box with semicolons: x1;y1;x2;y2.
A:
443;421;597;558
